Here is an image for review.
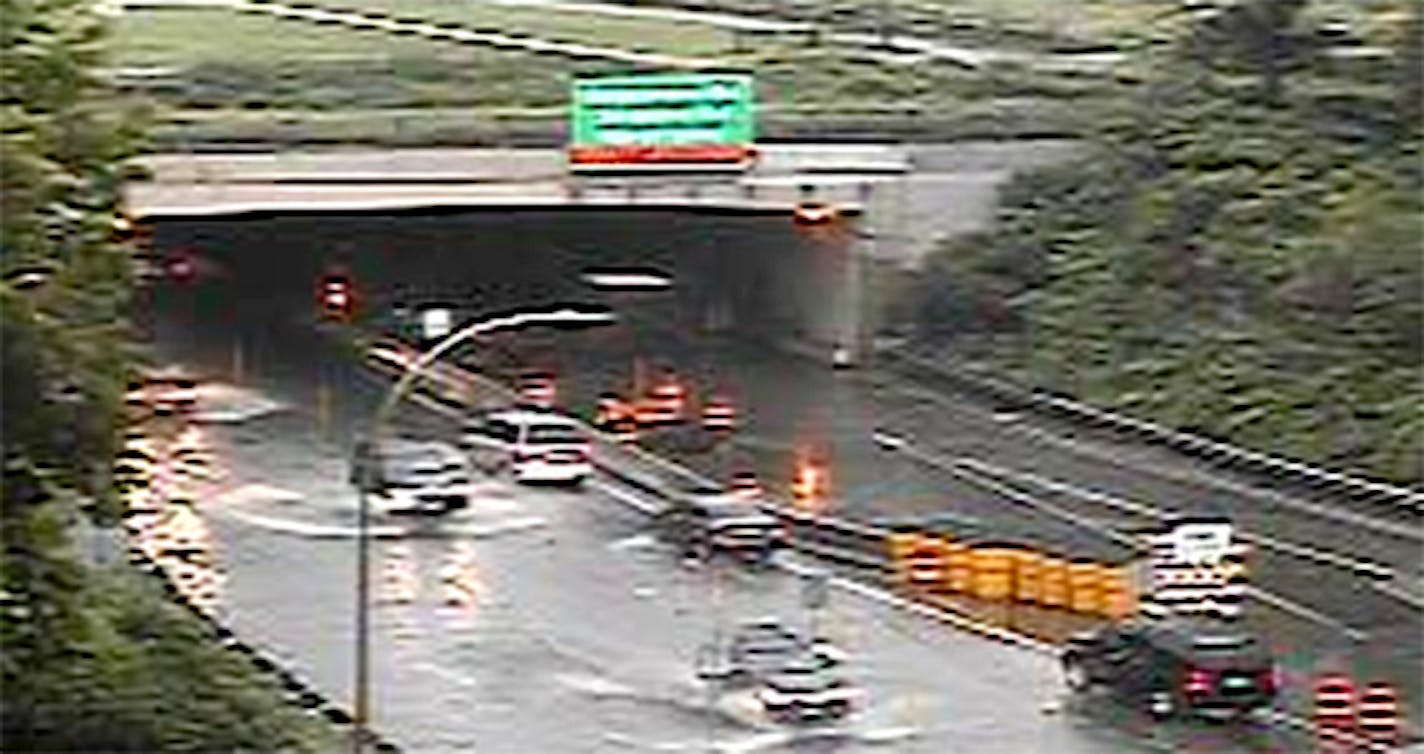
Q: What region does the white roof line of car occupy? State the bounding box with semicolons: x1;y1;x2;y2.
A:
486;410;582;425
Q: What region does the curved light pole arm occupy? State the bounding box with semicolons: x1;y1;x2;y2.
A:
353;307;613;753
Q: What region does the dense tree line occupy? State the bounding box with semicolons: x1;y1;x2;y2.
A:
915;0;1422;483
2;0;339;749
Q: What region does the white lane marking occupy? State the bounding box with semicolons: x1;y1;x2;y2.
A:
1373;580;1424;611
905;448;1136;546
210;483;305;506
608;533;661;553
440;516;549;539
590;478;665;516
1011;420;1424;543
213;504;545;540
414;660;478;689
210;507;407;538
1247;587;1370;642
879;373;1423;533
960;455;1401;581
553;671;636;698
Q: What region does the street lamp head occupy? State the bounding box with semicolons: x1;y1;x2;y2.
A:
544;305;618;326
581;267;674;292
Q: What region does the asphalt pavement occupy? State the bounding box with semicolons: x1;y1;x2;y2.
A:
150;300;1319;752
195;374;1313;753
459;317;1424;733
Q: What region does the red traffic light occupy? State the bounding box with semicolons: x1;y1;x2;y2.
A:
319;274;355;319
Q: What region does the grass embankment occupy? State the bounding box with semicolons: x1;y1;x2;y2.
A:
110;4;1119;147
3;555;344;752
913;3;1422;484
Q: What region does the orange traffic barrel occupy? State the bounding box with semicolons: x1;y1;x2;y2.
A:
1356;682;1400;747
701;395;737;432
594;393;623;427
1313;673;1357;747
518;372;557;409
728;470;762;500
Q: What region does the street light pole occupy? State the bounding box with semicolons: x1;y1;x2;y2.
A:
349;307;615;753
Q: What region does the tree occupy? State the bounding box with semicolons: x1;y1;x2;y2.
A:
914;0;1424;484
2;1;342;750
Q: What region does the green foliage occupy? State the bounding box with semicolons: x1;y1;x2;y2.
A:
1;485;340;752
3;1;344;750
916;0;1423;483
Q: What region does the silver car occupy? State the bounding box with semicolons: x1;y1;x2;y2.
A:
364;439;476;516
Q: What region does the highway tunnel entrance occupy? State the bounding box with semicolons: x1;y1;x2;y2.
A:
144;206;870;365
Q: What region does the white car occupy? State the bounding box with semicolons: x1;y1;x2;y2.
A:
367;439;476;516
461;410;591;486
755;662;860;725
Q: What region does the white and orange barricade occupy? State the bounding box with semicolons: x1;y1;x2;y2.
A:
1357;682;1400;751
1313;673;1356;752
594;393;626;428
700;394;737;433
596;393;639;444
637;373;685;426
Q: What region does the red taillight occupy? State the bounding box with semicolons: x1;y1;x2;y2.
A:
1258;668;1277;694
1185;667;1214;694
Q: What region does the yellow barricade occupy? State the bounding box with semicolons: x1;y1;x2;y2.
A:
887;533;957;593
886;532;927;564
1068;561;1106;615
1098;566;1136;620
1038;557;1069;608
1012;549;1043;604
971;547;1015;602
946;542;974;593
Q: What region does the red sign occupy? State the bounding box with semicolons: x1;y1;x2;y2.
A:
569;144;753;166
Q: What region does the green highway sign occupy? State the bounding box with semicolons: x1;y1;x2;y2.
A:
569;73;755;167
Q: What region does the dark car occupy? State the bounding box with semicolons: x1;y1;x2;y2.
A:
1061;618;1276;720
657;488;785;563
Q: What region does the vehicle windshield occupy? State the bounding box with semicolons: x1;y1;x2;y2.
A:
525;424;582;445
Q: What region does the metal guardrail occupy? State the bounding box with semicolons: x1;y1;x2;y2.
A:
377;332;1139;643
877;348;1424;515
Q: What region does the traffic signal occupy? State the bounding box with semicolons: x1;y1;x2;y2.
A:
166;249;196;282
318;273;355;320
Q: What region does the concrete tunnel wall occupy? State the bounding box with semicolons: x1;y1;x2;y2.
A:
145;207;876;360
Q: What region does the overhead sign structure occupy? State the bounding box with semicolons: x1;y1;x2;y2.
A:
569;73;755;170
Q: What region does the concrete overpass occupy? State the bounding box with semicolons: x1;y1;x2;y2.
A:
125;141;1080;363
